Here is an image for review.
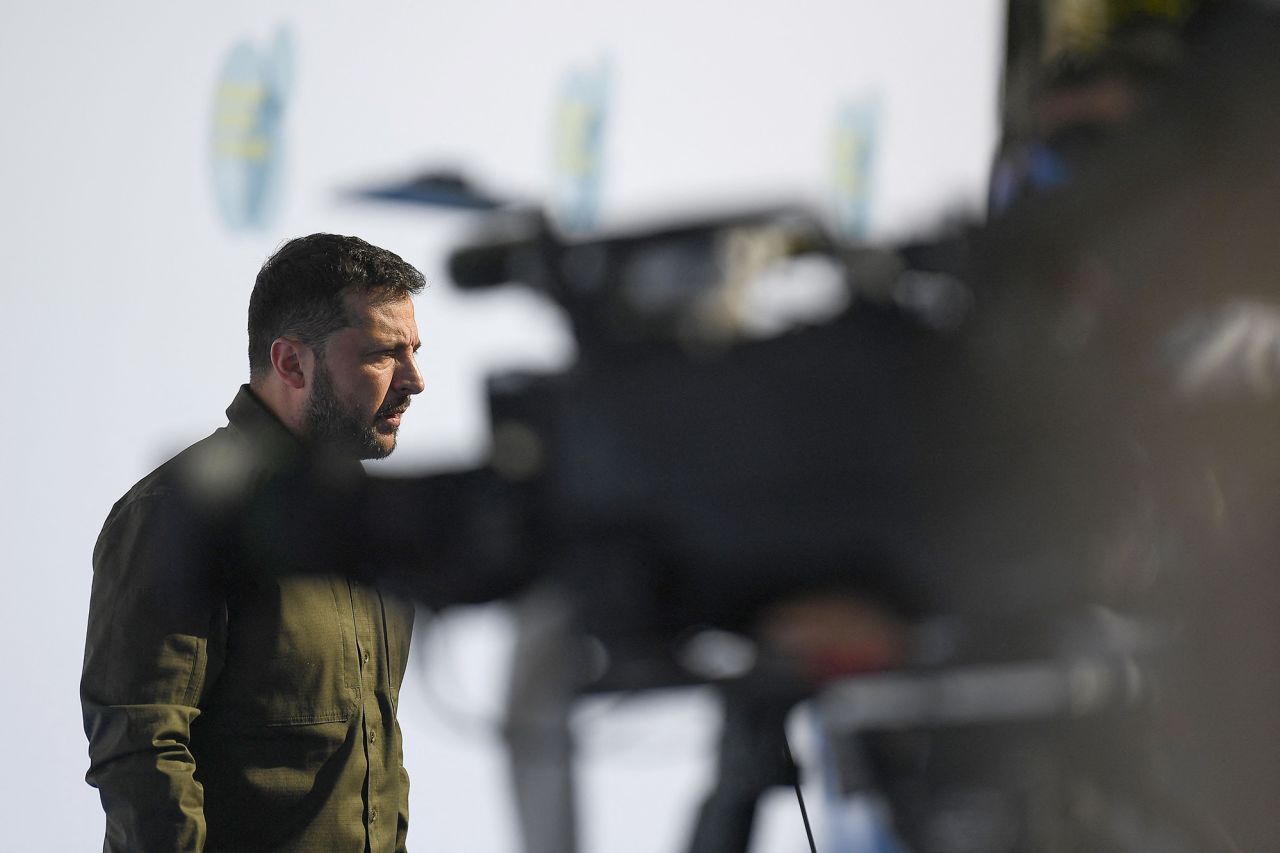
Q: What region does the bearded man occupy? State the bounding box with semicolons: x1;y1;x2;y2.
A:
82;234;426;852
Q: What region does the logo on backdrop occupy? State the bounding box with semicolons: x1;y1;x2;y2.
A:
831;96;880;241
552;60;611;234
210;27;293;231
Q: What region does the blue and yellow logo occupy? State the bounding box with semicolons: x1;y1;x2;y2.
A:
831;97;880;241
553;60;610;234
210;28;293;230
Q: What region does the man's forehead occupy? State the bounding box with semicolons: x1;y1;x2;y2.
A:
341;290;418;336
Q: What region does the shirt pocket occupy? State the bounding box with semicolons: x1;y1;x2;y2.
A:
215;575;359;726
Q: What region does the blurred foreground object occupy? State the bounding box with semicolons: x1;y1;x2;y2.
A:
282;3;1280;849
966;4;1280;849
335;200;1160;852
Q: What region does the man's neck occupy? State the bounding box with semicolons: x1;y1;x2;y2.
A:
248;378;307;438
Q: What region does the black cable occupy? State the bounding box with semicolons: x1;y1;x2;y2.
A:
792;778;818;853
784;734;818;853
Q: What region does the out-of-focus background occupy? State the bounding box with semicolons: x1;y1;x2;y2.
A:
0;3;1003;851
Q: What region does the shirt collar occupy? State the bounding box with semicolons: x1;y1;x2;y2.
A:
225;384;367;479
226;384;298;446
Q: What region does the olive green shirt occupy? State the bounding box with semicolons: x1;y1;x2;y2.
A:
81;386;415;852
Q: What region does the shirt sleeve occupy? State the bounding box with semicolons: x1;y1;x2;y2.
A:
396;758;411;853
81;491;227;853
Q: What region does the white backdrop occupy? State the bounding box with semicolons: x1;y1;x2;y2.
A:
0;2;1002;851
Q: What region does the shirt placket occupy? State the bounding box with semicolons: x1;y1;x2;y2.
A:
348;578;387;852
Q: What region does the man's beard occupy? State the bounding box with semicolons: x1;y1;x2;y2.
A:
304;360;403;460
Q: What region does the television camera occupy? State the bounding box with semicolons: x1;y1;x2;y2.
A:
327;183;1176;853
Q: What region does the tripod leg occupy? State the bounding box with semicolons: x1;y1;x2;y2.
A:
685;684;801;853
504;584;579;853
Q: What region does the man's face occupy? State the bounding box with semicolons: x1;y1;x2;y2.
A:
303;291;424;460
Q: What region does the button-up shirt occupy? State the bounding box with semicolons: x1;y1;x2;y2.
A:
81;386;415;852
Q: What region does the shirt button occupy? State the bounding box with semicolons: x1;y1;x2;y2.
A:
370;806;378;823
370;729;377;744
361;649;370;665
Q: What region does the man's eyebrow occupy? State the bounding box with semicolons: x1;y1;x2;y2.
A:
365;331;416;347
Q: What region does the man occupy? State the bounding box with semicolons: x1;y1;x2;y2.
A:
81;234;426;852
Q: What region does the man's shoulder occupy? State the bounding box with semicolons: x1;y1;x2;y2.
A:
101;425;255;529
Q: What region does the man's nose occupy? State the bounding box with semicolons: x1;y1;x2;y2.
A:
395;355;426;396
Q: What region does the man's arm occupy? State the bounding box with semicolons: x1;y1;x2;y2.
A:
396;757;410;853
81;491;226;853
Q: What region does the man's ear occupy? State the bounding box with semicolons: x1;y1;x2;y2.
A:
269;337;310;390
